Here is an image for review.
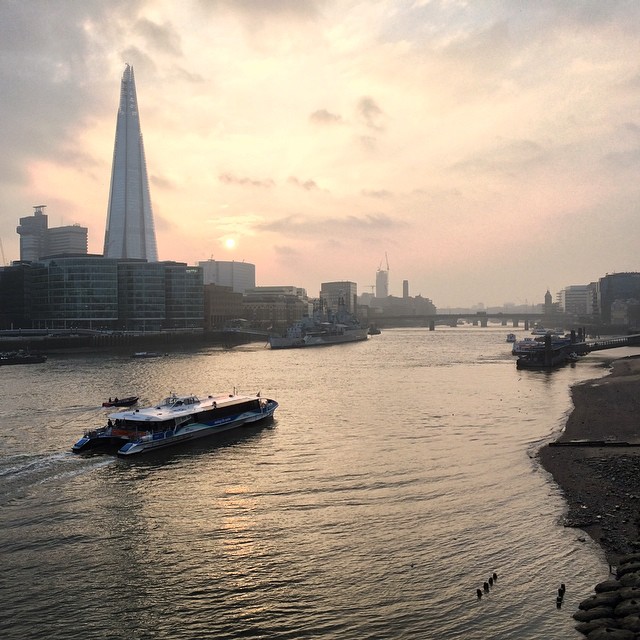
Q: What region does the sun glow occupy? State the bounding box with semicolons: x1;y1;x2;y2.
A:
224;238;236;250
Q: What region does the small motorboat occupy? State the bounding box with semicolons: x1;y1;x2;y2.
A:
102;396;139;408
0;350;47;365
131;351;167;358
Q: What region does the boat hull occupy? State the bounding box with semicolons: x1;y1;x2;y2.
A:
269;329;368;349
0;353;47;365
101;396;139;408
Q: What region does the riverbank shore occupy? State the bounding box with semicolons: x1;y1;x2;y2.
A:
538;355;640;565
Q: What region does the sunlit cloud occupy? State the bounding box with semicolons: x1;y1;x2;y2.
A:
218;173;275;188
287;176;320;190
309;109;343;125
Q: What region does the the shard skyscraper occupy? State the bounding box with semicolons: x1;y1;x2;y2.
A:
103;64;158;261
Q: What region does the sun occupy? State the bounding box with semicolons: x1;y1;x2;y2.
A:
224;238;236;250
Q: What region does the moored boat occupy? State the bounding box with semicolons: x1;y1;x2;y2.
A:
131;351;167;358
506;333;516;343
269;303;368;349
531;324;548;336
0;350;47;365
516;350;572;369
102;395;139;408
72;391;278;456
512;334;571;356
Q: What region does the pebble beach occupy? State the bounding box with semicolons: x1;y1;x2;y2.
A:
538;355;640;638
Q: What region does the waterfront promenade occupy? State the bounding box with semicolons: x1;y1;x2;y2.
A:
0;328;264;352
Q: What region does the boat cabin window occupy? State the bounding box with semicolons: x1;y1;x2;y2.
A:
161;395;199;409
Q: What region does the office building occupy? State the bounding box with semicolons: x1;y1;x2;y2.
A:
598;273;640;324
164;264;204;329
17;205;48;261
203;284;244;330
3;256;202;331
557;285;593;316
31;256;119;329
320;281;358;315
47;225;88;256
0;263;35;329
17;205;88;261
376;265;389;298
199;259;256;293
103;64;158;261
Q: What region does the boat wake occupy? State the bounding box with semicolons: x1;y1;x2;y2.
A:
0;452;113;505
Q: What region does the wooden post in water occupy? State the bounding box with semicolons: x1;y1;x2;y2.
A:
429;320;435;331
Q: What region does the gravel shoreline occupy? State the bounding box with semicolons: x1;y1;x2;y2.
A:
538;356;640;636
538;355;640;565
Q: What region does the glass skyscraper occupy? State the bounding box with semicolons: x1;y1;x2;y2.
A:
103;64;158;261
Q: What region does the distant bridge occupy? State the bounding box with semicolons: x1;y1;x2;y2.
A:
372;312;547;328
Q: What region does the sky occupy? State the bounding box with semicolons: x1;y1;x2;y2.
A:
2;0;640;308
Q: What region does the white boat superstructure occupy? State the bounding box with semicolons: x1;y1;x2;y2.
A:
72;391;278;456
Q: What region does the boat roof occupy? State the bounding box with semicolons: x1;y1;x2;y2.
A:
108;392;260;422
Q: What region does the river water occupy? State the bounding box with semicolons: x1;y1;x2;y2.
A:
0;327;633;639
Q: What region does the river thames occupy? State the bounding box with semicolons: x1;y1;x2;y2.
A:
1;327;633;639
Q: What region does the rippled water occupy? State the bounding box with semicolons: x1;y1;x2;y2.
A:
1;328;633;639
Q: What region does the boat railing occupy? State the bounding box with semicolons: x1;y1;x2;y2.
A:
84;426;108;438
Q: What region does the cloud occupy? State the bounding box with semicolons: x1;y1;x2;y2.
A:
358;135;378;152
362;189;393;199
604;148;640;169
309;109;343;125
257;212;400;237
219;173;275;188
151;174;176;191
274;244;300;256
119;46;157;76
357;96;385;131
196;0;325;21
288;176;320;190
134;18;182;55
451;139;548;175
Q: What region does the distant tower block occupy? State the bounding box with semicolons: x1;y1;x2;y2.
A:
376;252;390;298
403;279;409;298
103;64;158;261
17;205;48;261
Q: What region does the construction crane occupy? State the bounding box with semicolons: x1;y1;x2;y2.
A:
366;285;375;294
0;237;5;266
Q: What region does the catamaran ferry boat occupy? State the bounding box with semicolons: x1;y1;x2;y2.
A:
72;391;278;457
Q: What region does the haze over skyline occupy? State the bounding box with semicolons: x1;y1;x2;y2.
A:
2;1;640;308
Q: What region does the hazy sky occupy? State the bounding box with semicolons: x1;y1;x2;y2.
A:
2;0;640;308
